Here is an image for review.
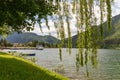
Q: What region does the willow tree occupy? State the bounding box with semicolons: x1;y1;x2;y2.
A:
0;0;113;71
50;0;113;71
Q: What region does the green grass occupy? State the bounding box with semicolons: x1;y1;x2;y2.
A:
0;52;8;55
0;52;69;80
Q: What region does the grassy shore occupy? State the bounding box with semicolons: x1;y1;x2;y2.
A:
0;52;69;80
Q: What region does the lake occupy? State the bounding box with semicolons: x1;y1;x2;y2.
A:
3;48;120;80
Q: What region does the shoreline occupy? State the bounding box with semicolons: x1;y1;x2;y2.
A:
1;47;43;50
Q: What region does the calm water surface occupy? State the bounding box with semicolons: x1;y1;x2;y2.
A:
3;48;120;80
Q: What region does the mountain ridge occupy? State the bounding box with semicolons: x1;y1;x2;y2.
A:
71;14;120;48
5;32;59;44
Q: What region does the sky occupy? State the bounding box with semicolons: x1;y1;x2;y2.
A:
30;0;120;38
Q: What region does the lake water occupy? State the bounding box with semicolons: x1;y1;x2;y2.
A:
3;48;120;80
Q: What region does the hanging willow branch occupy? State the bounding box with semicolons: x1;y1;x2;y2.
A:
42;0;113;67
38;0;113;70
106;0;112;30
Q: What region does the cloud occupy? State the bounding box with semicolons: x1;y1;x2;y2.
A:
112;0;120;16
30;0;120;38
31;13;77;38
30;20;57;37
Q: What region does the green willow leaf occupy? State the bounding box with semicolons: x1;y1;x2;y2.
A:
106;0;112;30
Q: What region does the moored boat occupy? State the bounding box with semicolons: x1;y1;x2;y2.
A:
21;53;36;56
36;45;44;50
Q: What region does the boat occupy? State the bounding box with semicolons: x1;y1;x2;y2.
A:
36;45;44;50
21;53;36;56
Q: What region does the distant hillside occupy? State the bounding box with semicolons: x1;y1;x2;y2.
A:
71;14;120;48
102;14;120;39
5;32;59;44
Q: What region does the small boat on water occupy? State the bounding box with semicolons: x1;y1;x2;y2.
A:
36;45;44;50
21;53;36;56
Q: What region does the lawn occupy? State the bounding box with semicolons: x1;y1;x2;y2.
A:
0;52;69;80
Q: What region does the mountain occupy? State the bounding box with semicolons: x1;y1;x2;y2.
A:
102;14;120;39
102;14;120;48
71;14;120;48
6;32;59;44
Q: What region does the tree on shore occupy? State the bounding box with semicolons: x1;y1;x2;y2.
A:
0;0;56;34
0;38;12;47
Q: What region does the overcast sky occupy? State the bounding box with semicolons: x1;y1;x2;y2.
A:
30;0;120;38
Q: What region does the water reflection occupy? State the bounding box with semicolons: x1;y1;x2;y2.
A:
75;48;98;77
